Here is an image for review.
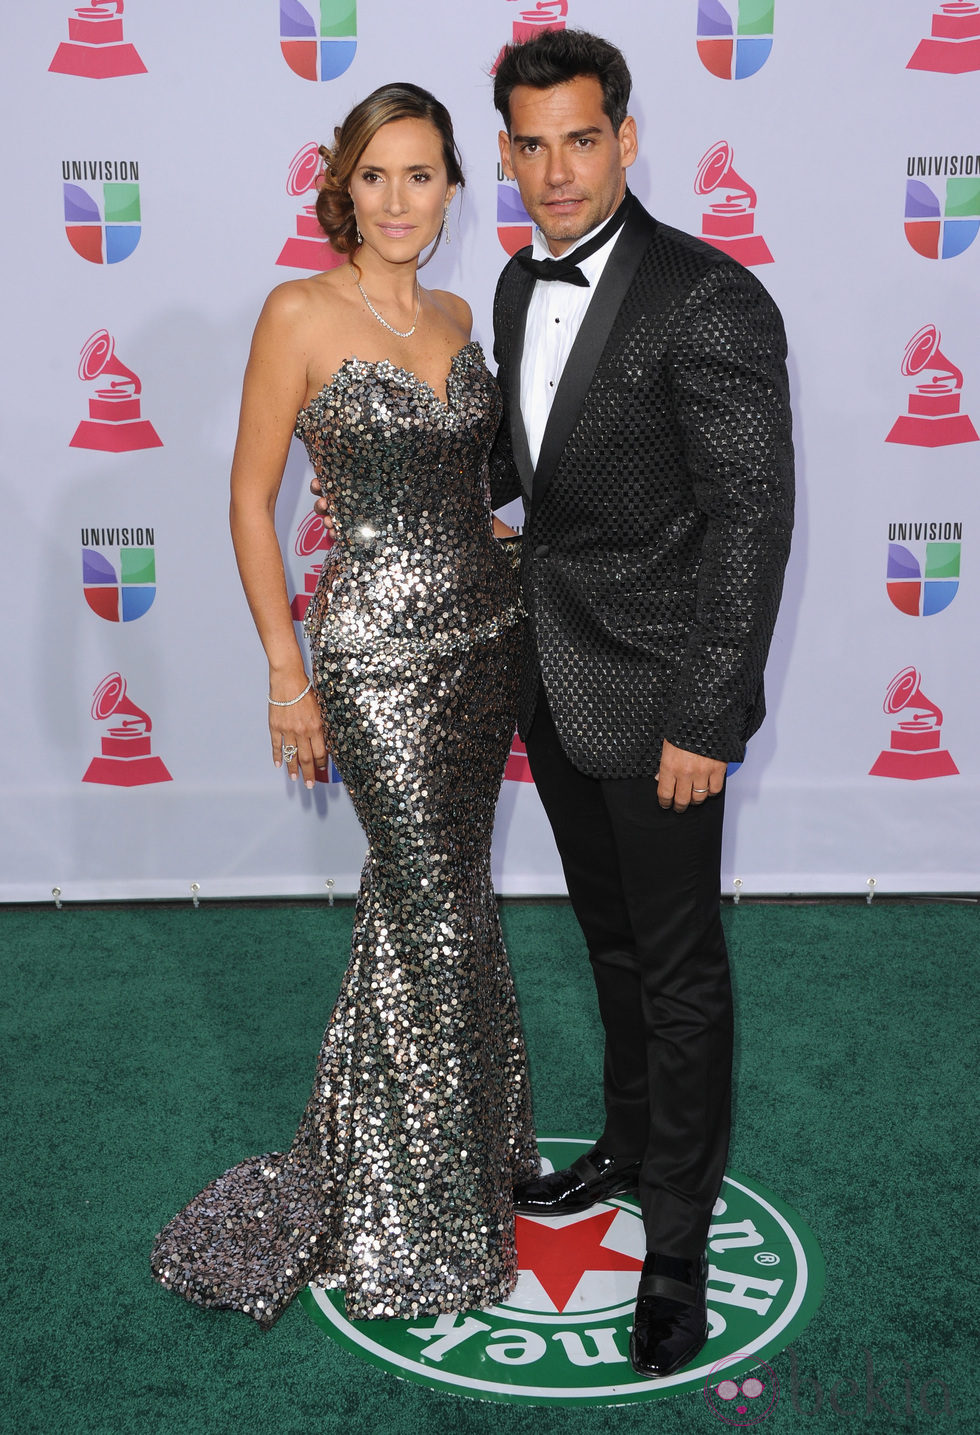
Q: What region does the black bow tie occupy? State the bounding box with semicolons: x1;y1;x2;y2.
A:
516;194;631;287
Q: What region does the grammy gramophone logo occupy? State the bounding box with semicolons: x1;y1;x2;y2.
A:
276;144;345;272
908;1;980;73
289;510;333;621
869;666;958;780
505;733;534;783
70;330;162;452
885;325;978;448
507;0;568;43
83;672;172;787
695;142;773;267
49;1;146;79
491;1;568;79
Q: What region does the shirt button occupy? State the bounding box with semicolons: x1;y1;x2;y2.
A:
535;544;550;558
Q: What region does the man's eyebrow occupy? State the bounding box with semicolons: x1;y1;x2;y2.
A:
510;126;604;144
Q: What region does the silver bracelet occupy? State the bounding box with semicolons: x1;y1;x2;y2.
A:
268;679;312;706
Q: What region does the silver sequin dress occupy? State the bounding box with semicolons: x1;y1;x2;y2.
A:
151;342;539;1327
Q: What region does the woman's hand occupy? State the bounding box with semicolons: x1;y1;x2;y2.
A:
269;680;329;789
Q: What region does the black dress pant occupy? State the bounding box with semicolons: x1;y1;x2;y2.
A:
524;689;733;1256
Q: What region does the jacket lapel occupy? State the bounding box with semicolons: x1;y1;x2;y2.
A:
504;264;536;499
532;204;659;507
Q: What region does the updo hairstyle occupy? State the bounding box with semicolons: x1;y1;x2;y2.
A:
316;82;465;258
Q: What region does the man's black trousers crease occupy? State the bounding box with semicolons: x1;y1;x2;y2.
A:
524;687;733;1257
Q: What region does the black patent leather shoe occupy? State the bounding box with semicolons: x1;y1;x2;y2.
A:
513;1147;641;1216
629;1250;708;1378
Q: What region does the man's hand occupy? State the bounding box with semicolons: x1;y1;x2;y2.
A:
656;739;726;813
309;472;335;537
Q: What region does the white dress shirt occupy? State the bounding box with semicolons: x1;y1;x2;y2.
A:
519;215;623;470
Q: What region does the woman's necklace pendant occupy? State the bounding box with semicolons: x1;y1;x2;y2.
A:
357;281;422;339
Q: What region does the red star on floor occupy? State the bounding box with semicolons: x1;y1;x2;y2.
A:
515;1209;644;1312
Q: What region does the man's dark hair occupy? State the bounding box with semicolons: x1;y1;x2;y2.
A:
493;29;632;134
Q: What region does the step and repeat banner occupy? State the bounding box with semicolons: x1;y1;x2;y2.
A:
1;2;977;900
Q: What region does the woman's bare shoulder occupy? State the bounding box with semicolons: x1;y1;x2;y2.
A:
426;287;473;338
259;267;352;326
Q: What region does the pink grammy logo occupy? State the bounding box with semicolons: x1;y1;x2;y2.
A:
907;2;980;72
276;143;345;272
70;329;162;452
509;0;567;42
83;672;172;787
290;510;333;621
885;324;978;448
492;1;567;73
49;1;146;79
869;666;958;780
504;733;534;782
695;141;773;267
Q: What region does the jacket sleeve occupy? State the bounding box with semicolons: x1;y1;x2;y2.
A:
663;263;795;761
488;263;523;511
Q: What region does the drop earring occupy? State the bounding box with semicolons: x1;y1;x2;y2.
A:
442;204;451;245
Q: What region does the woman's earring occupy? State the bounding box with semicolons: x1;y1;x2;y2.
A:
356;225;363;245
442;204;451;245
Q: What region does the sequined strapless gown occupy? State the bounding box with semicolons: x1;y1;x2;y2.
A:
151;343;539;1326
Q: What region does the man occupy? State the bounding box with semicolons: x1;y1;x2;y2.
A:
490;30;794;1378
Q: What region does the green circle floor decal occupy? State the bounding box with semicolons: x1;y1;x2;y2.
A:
299;1135;825;1406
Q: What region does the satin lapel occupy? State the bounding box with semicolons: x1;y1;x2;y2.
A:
504;263;536;499
532;206;659;507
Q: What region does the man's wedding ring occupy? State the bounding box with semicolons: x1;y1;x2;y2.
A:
282;743;299;762
692;787;709;793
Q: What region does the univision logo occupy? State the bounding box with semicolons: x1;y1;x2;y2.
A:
497;165;533;256
300;1135;825;1406
63;159;140;264
81;528;156;622
886;522;962;617
280;0;356;81
697;0;774;80
905;154;980;259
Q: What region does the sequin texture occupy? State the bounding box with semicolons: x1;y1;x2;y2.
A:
150;342;539;1327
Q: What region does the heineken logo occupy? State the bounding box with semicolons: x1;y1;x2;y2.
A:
300;1136;824;1406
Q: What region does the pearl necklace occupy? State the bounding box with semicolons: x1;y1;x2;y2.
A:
357;280;422;338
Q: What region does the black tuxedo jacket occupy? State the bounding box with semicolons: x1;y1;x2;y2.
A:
489;199;795;779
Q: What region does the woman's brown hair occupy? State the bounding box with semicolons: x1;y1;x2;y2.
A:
316;82;465;258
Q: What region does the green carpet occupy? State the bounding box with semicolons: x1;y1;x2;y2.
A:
1;900;975;1432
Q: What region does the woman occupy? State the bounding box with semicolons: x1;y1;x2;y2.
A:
150;84;539;1327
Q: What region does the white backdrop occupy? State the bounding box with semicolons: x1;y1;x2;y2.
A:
1;1;977;901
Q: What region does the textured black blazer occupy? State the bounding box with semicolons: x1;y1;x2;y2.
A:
489;198;795;779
